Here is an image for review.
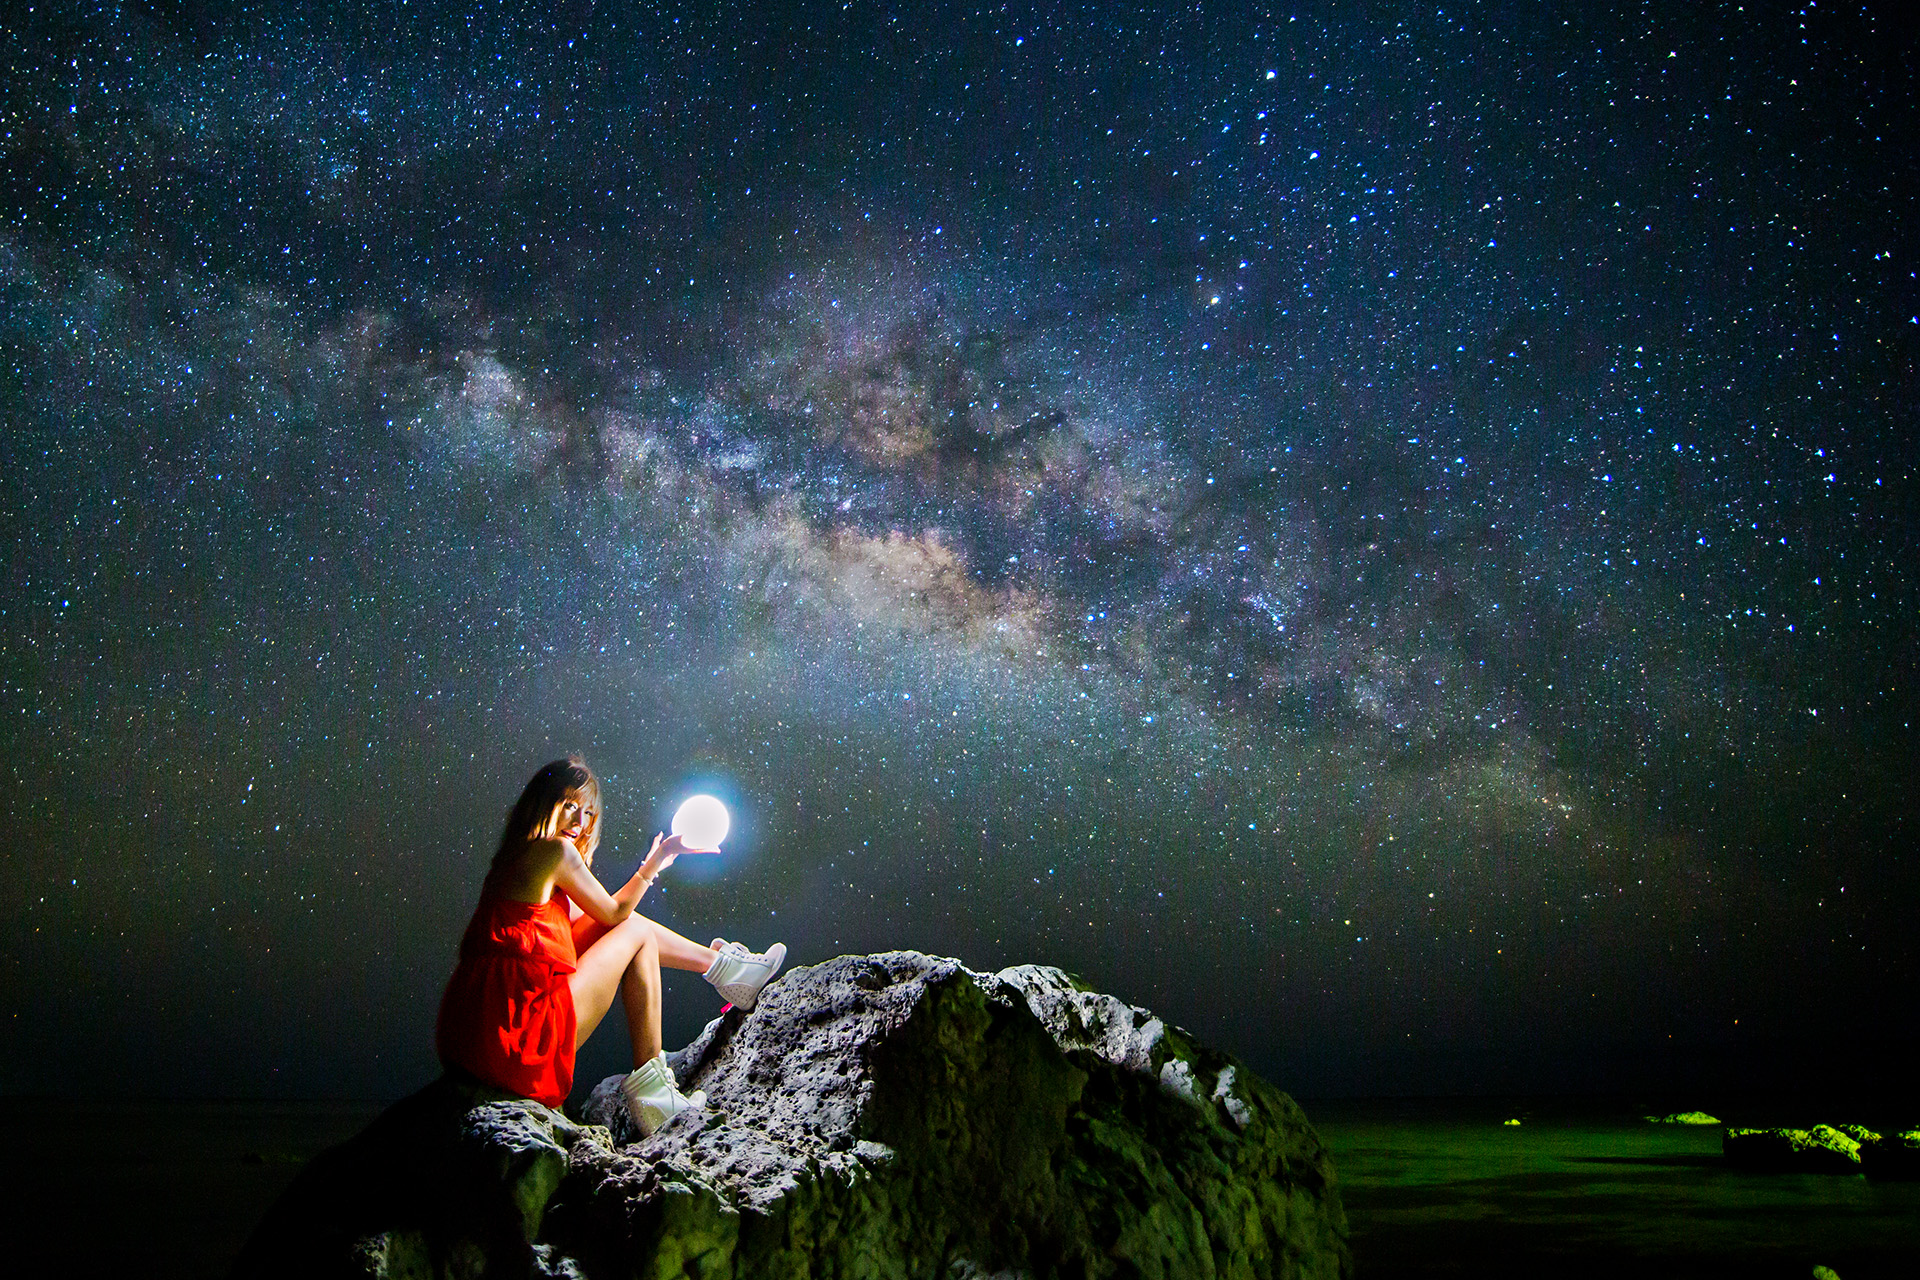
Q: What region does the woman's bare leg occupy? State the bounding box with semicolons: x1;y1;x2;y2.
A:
615;934;665;1062
644;919;720;973
571;914;733;1063
570;915;660;1059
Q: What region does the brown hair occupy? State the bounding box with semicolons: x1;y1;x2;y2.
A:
492;755;602;870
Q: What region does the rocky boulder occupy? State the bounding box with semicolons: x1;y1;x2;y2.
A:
1722;1124;1864;1173
232;1073;604;1278
235;951;1349;1280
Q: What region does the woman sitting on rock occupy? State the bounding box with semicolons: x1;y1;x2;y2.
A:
436;756;785;1134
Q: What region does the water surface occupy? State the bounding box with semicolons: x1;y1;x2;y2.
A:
1312;1098;1920;1278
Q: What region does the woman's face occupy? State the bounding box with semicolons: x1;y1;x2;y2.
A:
555;792;599;860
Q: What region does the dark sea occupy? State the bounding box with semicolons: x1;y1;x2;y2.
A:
1313;1098;1920;1279
12;1096;1917;1277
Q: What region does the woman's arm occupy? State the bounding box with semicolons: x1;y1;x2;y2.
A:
551;833;700;926
549;839;632;926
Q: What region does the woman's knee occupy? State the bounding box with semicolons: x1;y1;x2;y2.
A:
580;913;654;964
621;915;659;957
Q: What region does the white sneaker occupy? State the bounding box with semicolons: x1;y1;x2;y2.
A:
619;1051;706;1137
703;940;787;1011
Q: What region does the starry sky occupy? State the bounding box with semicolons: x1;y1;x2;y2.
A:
2;1;1914;1102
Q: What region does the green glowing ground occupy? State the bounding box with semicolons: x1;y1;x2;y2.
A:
1313;1099;1920;1279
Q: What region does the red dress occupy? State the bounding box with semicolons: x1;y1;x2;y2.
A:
435;891;579;1107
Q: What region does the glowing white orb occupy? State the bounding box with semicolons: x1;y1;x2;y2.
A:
671;795;730;850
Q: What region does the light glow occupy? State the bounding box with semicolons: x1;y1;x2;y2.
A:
671;795;731;850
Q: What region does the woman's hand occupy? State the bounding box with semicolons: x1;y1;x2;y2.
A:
640;832;713;880
615;833;719;912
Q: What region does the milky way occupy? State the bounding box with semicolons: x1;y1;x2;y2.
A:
2;2;1913;1098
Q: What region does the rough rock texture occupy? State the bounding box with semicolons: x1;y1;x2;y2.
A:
237;951;1348;1280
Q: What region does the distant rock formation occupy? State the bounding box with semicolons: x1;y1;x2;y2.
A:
1723;1123;1868;1173
1643;1111;1719;1125
1724;1123;1863;1172
235;951;1350;1279
1861;1129;1920;1179
1722;1122;1920;1177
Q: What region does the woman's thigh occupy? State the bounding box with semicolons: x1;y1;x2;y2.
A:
569;916;652;1044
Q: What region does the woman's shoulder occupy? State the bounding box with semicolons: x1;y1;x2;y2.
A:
519;836;574;865
488;838;572;902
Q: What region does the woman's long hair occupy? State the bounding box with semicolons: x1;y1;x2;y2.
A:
492;756;602;871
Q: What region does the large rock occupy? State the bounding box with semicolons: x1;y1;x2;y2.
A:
232;1073;603;1278
236;951;1349;1280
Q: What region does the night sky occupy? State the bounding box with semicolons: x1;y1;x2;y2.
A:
2;1;1914;1102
